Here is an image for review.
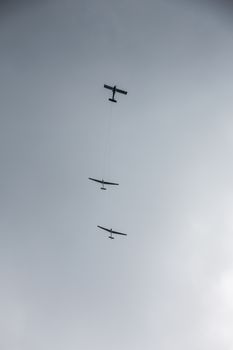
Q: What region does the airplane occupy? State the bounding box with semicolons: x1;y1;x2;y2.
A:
88;177;119;190
97;225;127;239
104;84;127;103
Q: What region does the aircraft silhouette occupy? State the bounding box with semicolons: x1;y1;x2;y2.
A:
97;225;127;239
104;84;127;103
88;177;119;190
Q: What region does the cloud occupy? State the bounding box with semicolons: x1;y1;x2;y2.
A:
1;0;233;349
0;0;45;15
193;0;233;13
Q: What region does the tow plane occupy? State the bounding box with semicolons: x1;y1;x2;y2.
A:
97;225;127;239
88;177;119;190
104;84;127;103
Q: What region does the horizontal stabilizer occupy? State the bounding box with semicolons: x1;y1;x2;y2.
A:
109;98;117;103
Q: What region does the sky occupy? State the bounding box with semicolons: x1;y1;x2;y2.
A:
1;0;233;349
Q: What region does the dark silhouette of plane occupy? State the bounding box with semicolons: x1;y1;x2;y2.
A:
97;225;127;239
104;84;127;103
88;177;119;190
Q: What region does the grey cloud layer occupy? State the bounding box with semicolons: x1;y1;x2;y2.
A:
1;0;233;349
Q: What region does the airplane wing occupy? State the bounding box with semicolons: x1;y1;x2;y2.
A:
115;88;127;95
104;84;113;91
97;225;111;233
111;230;127;236
89;177;102;184
103;180;119;186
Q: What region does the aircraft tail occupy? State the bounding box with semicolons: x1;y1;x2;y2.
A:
109;98;117;103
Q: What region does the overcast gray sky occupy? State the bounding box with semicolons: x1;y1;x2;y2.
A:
1;0;233;349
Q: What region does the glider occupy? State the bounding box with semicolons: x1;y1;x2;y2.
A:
88;177;119;190
97;225;127;239
104;84;127;103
